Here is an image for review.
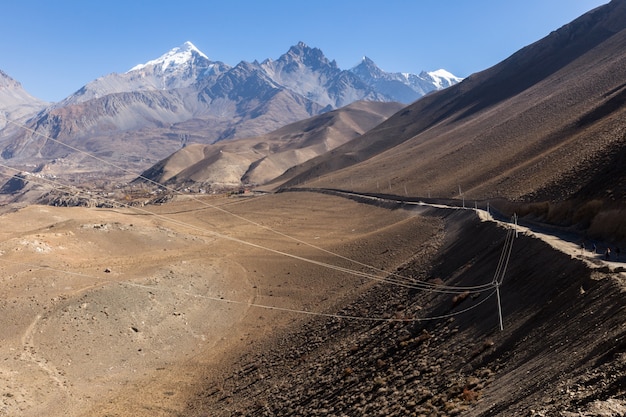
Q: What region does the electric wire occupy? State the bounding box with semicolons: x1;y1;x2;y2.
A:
0;161;509;322
492;224;516;286
0;163;490;293
0;167;495;294
0;256;497;323
0;115;496;293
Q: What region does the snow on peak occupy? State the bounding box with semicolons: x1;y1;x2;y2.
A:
426;69;464;88
428;69;460;80
128;41;209;73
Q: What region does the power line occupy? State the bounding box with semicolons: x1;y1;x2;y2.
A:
0;163;493;294
0;115;493;294
0;114;512;331
0;254;497;323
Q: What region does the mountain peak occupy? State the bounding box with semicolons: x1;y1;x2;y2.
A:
0;69;21;89
290;41;309;53
283;42;335;70
128;41;209;73
0;70;48;119
427;69;460;80
351;56;385;79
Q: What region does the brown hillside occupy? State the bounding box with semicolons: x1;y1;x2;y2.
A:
266;0;626;238
183;194;626;417
137;101;404;189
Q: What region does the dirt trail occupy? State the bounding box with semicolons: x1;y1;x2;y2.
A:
304;188;625;274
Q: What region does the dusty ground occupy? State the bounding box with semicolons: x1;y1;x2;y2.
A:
0;192;433;417
179;193;626;417
2;190;626;417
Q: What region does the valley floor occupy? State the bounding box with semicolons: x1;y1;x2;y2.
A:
0;192;431;416
1;191;625;416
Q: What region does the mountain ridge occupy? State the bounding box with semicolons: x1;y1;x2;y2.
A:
0;41;459;176
0;70;49;129
135;100;405;190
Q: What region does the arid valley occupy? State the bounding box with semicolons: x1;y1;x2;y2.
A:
0;191;444;416
2;1;626;415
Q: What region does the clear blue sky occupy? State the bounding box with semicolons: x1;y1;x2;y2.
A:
1;0;608;102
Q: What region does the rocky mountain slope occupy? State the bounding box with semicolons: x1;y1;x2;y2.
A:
0;70;48;130
135;100;404;190
264;0;626;241
183;195;626;417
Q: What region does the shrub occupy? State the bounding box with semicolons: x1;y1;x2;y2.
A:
589;208;626;242
572;199;604;227
461;387;480;403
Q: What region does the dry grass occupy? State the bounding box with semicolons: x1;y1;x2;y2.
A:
496;197;626;244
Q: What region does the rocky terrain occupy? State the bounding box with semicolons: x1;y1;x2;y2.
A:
0;192;440;416
2;188;624;416
1;2;626;416
180;192;626;417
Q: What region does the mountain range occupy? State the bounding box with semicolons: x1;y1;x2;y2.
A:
265;0;626;227
2;0;625;242
2;2;626;415
0;41;459;179
142;0;626;239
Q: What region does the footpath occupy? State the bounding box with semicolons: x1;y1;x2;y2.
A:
283;187;626;276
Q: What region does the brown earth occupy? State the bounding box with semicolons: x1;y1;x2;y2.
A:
137;100;404;189
2;190;626;416
0;192;434;416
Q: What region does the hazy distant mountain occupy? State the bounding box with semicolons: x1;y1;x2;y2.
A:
0;70;48;129
350;57;463;103
137;100;405;189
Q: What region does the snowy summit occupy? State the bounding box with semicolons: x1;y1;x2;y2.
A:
425;69;464;89
128;41;209;73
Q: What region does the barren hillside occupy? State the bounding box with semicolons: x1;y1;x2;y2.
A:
137;101;404;190
1;176;626;417
0;192;437;416
183;192;626;417
263;0;626;240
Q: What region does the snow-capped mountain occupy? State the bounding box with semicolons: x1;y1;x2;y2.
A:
422;69;463;90
0;41;461;174
58;41;231;107
57;41;459;111
350;56;463;103
125;41;231;90
260;42;388;108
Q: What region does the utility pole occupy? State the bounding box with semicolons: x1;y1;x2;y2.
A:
496;285;504;331
459;185;464;208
